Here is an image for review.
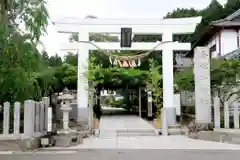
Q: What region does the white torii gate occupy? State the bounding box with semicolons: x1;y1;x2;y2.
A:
53;17;201;127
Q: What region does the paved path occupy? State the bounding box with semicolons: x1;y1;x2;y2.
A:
45;135;240;150
1;150;240;160
99;115;154;130
99;115;156;137
43;114;240;150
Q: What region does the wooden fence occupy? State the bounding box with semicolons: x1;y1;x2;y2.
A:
0;97;51;140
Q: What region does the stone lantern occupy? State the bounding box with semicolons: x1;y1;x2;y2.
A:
57;88;75;134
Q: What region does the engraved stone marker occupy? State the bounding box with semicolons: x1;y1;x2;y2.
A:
194;47;211;124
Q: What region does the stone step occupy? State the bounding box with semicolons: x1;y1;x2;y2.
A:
99;130;117;138
157;128;187;135
99;128;158;137
116;129;157;134
117;132;157;136
225;138;240;144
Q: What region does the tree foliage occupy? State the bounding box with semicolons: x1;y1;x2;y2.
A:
1;0;240;110
146;59;162;118
175;59;240;106
165;0;240;45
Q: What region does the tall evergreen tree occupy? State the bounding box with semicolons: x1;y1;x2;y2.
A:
223;0;240;17
192;0;224;45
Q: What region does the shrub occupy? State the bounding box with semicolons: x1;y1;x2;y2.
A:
184;106;195;114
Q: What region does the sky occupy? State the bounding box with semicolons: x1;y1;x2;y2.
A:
42;0;227;57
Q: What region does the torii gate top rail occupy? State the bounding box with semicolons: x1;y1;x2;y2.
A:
52;17;202;34
53;17;202;25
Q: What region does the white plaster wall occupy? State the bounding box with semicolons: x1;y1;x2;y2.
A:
220;29;238;56
207;35;217;58
205;29;239;58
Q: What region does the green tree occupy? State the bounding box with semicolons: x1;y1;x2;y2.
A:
192;0;224;45
175;67;194;91
147;59;162;119
64;52;78;66
165;8;200;18
0;0;50;103
223;0;240;17
49;54;63;67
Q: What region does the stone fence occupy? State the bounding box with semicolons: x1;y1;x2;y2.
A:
180;91;195;106
213;96;240;130
0;97;51;140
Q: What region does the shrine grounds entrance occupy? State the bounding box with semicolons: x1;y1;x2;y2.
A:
53;17;201;135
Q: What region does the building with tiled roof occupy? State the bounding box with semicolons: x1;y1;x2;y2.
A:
187;9;240;59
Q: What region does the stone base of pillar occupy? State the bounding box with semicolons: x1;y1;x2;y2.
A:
77;107;89;126
176;115;181;123
162;107;176;125
147;116;154;121
188;121;214;139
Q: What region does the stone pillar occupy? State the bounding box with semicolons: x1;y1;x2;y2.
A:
14;102;20;135
213;97;220;128
233;102;239;129
39;101;45;133
139;87;142;117
23;100;34;139
161;108;168;136
42;97;49;131
174;94;181;122
147;90;153;119
77;29;89;125
194;47;211;125
88;90;94;132
35;102;40;133
3;102;10;135
162;32;176;125
224;101;229;128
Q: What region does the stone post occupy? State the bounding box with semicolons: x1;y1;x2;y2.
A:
23;100;34;139
139;87;142;117
88;90;94;132
161;108;168;136
14;102;21;135
39;101;45;133
35;102;40;133
3;102;10;135
233;102;239;129
147;90;153;119
174;94;181;122
213;97;220;128
224;101;229;128
42;97;49;132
